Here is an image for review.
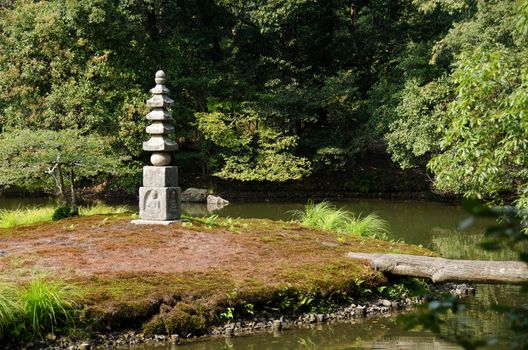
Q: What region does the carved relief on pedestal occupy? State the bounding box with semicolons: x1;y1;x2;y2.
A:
168;189;179;214
144;190;160;214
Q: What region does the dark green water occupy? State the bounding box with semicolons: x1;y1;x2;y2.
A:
185;199;489;248
0;198;524;349
135;319;464;350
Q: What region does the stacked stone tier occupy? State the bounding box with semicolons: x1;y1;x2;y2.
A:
147;109;173;121
147;94;174;108
143;136;178;152
146;122;175;135
143;71;177;153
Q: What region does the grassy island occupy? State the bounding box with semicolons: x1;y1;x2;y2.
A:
0;213;433;344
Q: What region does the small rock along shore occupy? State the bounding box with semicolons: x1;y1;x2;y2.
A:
0;214;468;349
32;283;475;349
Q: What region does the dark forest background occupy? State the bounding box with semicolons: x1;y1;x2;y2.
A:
0;0;527;205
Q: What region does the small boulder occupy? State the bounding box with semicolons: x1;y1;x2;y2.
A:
181;188;208;202
207;195;229;205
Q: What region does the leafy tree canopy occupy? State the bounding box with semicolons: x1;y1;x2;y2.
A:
0;129;123;195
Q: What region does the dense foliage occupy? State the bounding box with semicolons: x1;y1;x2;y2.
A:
0;129;122;198
0;0;526;205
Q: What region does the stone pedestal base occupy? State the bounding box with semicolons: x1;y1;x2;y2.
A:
131;219;181;226
139;186;181;221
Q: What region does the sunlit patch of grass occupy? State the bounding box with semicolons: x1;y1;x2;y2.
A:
290;201;347;231
290;201;390;240
0;204;131;229
0;207;55;229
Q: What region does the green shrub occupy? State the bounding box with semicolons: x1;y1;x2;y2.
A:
52;205;73;221
290;201;390;240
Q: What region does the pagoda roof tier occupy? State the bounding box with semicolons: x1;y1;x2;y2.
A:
147;109;173;121
147;95;174;108
150;84;171;95
143;135;178;152
146;122;175;135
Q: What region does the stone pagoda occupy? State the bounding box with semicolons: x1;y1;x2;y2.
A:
132;70;181;224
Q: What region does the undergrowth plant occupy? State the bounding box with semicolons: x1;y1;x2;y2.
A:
0;278;79;341
0;282;20;336
290;201;390;240
21;279;78;334
344;213;390;239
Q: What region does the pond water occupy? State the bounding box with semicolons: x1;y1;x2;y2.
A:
0;197;524;349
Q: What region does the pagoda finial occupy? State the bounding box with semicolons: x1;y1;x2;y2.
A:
155;70;166;85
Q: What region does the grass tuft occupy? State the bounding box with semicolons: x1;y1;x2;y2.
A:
0;282;20;335
0;278;78;341
290;201;390;240
21;279;78;334
343;213;390;240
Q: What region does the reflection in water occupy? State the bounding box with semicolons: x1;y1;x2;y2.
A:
181;202;229;217
134;318;467;350
182;204;211;217
0;197;56;210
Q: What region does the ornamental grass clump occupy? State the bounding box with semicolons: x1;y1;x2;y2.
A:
0;279;78;341
0;282;20;336
21;279;78;334
291;201;390;240
344;213;390;240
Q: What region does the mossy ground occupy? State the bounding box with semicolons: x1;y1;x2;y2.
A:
0;215;434;338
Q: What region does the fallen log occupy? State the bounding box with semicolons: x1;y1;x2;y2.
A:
348;252;528;285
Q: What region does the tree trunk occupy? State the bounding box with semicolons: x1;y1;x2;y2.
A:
56;163;68;206
69;169;78;216
348;252;528;285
